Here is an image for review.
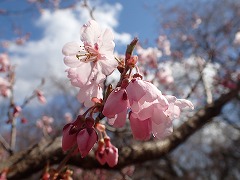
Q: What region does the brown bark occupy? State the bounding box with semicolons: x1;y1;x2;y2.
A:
0;83;239;179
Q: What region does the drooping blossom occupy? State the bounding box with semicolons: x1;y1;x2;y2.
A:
62;20;117;87
151;95;194;139
95;137;118;167
102;87;129;128
62;115;98;158
102;75;194;140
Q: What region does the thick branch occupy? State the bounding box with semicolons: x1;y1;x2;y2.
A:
0;83;239;179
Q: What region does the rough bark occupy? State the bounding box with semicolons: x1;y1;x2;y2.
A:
0;83;239;179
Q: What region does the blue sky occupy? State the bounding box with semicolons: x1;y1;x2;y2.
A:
0;0;169;101
0;0;162;52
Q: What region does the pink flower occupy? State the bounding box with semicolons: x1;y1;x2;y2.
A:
151;96;194;139
102;88;129;127
62;20;117;87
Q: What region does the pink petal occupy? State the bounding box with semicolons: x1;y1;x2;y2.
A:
175;99;194;110
150;107;168;125
129;113;152;141
108;108;127;128
77;84;103;107
75;63;93;85
81;20;101;46
102;88;129;118
166;103;181;119
134;102;154;120
98;55;117;76
62;41;82;56
126;79;148;105
77;128;98;158
100;28;115;53
64;56;81;68
152;119;173;140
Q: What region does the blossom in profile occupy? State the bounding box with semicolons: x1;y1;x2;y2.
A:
102;87;129;128
62;20;117;87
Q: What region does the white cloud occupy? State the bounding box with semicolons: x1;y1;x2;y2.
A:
7;2;131;101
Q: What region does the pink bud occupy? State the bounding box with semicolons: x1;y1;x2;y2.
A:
77;128;98;157
104;140;118;167
62;124;77;151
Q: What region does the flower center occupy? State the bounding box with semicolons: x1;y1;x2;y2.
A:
76;45;99;63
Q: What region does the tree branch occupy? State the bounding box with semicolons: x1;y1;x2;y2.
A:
1;82;239;179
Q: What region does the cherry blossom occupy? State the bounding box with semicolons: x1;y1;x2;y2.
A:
62;20;117;87
102;87;129;127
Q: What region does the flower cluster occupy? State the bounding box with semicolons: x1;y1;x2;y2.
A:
103;76;194;140
61;20;194;167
